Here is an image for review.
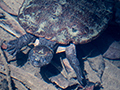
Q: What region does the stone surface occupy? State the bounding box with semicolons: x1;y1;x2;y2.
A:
0;0;23;15
87;55;105;80
49;58;78;89
102;59;120;90
0;8;26;38
103;41;120;59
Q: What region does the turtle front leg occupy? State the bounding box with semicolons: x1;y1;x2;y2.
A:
6;33;36;56
65;44;83;85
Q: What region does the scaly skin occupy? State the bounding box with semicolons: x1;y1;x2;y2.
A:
6;33;36;56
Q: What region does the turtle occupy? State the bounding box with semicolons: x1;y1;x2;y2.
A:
6;0;114;85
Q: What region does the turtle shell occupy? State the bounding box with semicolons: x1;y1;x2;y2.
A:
18;0;113;44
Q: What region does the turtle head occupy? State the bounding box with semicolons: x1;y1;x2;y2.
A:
28;45;53;67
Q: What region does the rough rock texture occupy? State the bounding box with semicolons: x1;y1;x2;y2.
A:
0;0;24;15
103;41;120;59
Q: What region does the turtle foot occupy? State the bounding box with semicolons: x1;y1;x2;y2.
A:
6;33;35;56
6;39;20;56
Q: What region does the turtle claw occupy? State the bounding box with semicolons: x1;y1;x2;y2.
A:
7;48;18;56
7;44;16;51
6;33;35;56
6;39;20;56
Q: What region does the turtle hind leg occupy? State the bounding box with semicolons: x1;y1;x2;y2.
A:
6;33;36;56
65;43;83;85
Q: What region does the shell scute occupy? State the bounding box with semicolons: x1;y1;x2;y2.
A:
18;0;113;44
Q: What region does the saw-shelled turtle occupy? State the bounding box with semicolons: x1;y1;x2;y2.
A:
6;0;114;85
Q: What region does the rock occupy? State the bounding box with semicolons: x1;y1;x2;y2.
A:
9;64;57;90
87;55;105;81
0;0;23;15
102;59;120;90
85;58;120;90
115;1;120;25
103;41;120;59
0;73;9;90
49;58;78;89
56;46;66;54
0;8;26;38
109;60;120;68
12;79;28;90
84;61;101;83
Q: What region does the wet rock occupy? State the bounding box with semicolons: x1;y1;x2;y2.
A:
56;46;66;54
0;38;4;47
0;0;23;15
12;79;28;90
9;64;57;90
0;8;26;38
0;73;9;90
0;48;12;90
103;41;120;59
85;57;120;90
102;59;120;90
109;60;120;68
0;12;5;18
115;1;120;25
50;74;78;89
49;58;78;89
87;55;105;81
83;82;95;90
